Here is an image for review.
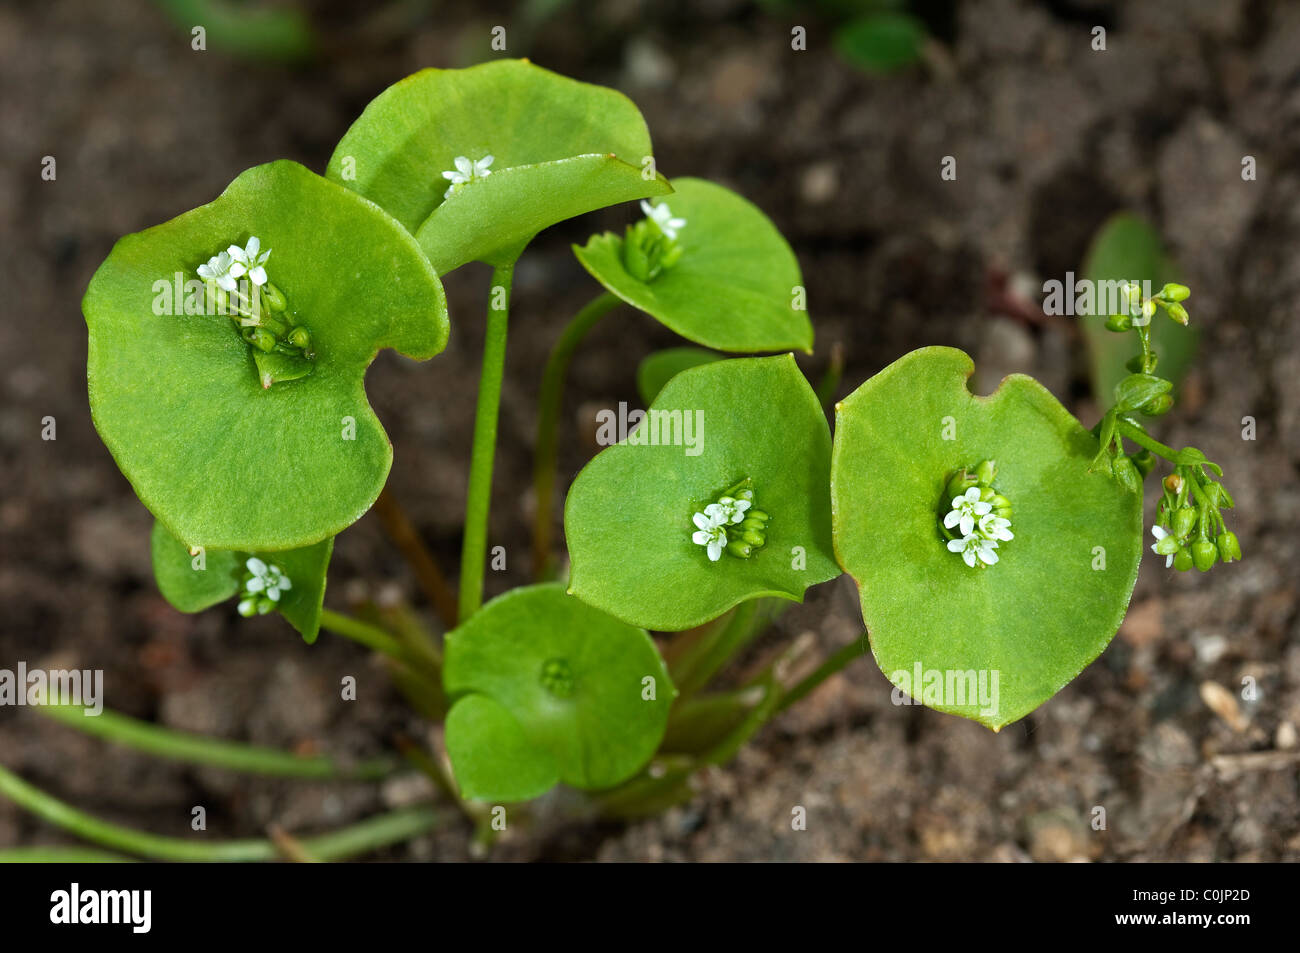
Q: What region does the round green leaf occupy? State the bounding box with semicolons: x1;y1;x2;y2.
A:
326;59;672;273
574;178;813;353
150;520;333;644
83;160;448;552
830;347;1143;730
565;354;840;631
443;695;559;803
442;584;674;798
636;346;723;405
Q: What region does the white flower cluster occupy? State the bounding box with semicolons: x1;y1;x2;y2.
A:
943;487;1014;568
691;495;752;562
197;237;272;292
237;557;292;617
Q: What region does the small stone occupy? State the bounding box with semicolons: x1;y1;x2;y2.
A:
1199;680;1248;733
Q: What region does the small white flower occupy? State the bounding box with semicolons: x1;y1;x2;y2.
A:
947;533;999;568
245;556;292;602
978;513;1014;542
640;200;686;240
442;155;494;199
1150;524;1175;569
691;511;727;562
704;496;750;525
228;236;271;287
943;487;992;537
198;250;240;292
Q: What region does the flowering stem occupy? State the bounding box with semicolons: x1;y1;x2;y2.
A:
373;487;459;629
530;291;621;579
0;763;438;862
1114;418;1178;462
459;263;514;622
37;704;394;780
774;635;868;714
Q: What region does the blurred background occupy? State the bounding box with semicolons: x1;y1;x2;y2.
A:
1;0;1298;861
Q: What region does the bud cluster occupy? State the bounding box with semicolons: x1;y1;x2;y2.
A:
622;200;686;282
1151;468;1240;573
690;478;769;562
195;237;315;386
1104;282;1191;333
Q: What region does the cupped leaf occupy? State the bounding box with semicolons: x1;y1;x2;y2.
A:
1081;213;1196;401
565;354;840;631
84;160;448;552
574;178;813;353
150;520;333;643
326;59;671;273
442;584;674;800
636;346;723;404
830;347;1143;730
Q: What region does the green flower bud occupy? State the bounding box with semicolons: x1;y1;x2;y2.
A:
1166;302;1188;325
978;486;997;503
1140;393;1173;417
1105;313;1132;332
1199;482;1222;507
1160;282;1190;302
288;326;312;350
249;328;277;352
237;598;257;618
1217;531;1241;563
1191;540;1218;572
975;460;997;484
1163;473;1184;495
1154;531;1181;557
1173;546;1194;572
262;282;287;312
747;509;769;523
1112;454;1140;493
726;539;753;559
739;516;767;533
944;469;977;501
1172;506;1197;539
257;597;276;615
993;504;1012;521
741;528;766;547
1132;450;1155;478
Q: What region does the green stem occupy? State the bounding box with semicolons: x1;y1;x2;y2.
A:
0;847;136;863
319;609;408;660
37;705;392;781
0;763;438;862
530;291;620;579
1114;418;1178;462
775;635;867;714
459;263;515;621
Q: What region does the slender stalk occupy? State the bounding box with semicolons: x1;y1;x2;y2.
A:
372;487;459;629
37;705;393;781
1115;418;1178;462
319;609;408;660
0;764;438;862
775;635;867;713
459;263;515;621
0;847;135;863
530;291;621;579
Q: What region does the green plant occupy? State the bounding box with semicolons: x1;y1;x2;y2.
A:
2;59;1241;861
